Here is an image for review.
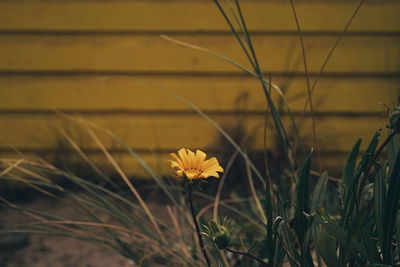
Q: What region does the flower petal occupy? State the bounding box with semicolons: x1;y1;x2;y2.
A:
202;157;222;172
210;165;224;173
176;170;184;177
178;148;189;168
168;148;223;180
194;150;207;169
184;171;198;179
186;149;196;168
169;153;184;169
168;160;181;169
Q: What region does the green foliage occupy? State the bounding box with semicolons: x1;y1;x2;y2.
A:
382;148;400;264
294;151;313;267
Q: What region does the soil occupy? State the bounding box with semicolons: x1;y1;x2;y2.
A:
1;197;139;267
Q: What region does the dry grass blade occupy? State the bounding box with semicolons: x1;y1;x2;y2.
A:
310;170;340;183
139;250;163;267
211;150;239;267
213;149;239;221
60;129;112;184
161;34;255;76
29;220;159;244
244;150;267;222
0;158;24;177
166;205;191;259
3;172;58;198
161;34;286;98
1;159;52;184
289;0;320;171
303;0;367;112
214;0;257;69
2;198;113;243
83;122;166;244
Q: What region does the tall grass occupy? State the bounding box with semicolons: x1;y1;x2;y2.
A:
1;0;399;266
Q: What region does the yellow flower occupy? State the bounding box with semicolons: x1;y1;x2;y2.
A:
168;148;224;179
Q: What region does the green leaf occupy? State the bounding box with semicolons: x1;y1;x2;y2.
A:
277;222;300;267
294;151;313;267
314;225;340;267
382;150;400;264
294;151;312;243
342;138;362;197
314;210;362;260
374;162;386;244
360;227;382;263
300;228;314;267
264;171;274;266
342;132;380;230
273;237;286;267
357;131;381;198
362;131;381;166
344;208;368;261
387;133;399;172
311;171;328;213
276;192;300;266
341;139;361;228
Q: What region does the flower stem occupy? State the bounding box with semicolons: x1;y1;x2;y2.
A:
188;189;211;266
226;247;269;266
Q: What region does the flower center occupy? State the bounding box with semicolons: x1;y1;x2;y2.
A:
185;167;203;174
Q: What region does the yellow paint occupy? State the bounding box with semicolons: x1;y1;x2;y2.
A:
0;76;397;112
0;35;398;73
0;114;387;152
0;1;398;32
0;0;398;177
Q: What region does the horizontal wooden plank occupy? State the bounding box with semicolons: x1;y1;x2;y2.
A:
0;76;397;113
0;150;372;178
0;35;398;73
0;114;387;153
0;1;398;32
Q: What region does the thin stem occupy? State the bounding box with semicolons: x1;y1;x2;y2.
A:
301;0;366;112
188;189;211;267
213;0;257;70
289;0;321;171
225;247;269;266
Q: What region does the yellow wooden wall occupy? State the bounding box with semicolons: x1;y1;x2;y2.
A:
0;1;399;177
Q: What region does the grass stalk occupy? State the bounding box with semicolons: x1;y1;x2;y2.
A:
188;189;211;266
288;0;320;171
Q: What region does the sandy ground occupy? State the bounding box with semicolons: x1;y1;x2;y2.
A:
0;176;220;267
3;235;136;267
0;196;164;267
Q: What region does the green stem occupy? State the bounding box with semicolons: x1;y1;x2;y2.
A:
188;189;211;266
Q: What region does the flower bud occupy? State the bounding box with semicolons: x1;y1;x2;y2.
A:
203;218;232;249
213;228;231;249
